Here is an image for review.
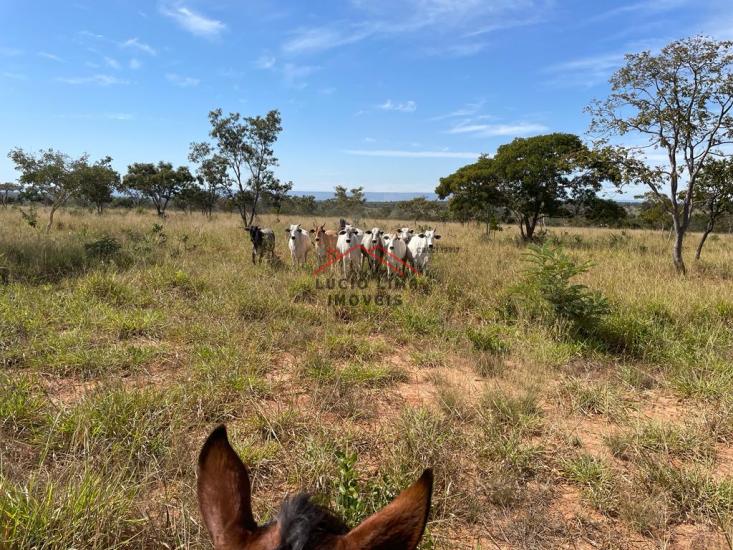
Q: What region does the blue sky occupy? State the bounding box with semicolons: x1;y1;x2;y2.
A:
1;0;731;196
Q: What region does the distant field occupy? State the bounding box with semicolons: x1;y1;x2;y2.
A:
2;207;733;548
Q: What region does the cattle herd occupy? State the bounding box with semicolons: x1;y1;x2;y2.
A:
246;220;441;276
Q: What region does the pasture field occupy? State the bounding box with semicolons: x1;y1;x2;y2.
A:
2;207;733;548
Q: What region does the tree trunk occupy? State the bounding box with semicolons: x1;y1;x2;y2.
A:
672;225;686;275
46;204;59;233
247;191;260;227
695;219;715;261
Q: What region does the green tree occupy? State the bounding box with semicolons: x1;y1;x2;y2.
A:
76;157;120;214
0;182;20;207
491;134;612;241
397;197;439;224
637;192;673;231
266;179;293;220
584;197;628;227
328;186;366;217
588;36;733;274
193;109;282;226
188;144;230;218
8;148;93;232
123;162;194;217
436;155;501;233
693;157;733;260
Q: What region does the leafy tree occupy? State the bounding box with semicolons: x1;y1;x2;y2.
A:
284;194;317;215
398;197;440;224
584;197;628;226
637;192;673;231
266;179;293;220
436;155;501;233
193;109;282;226
8;148;93;232
328;186;366;217
123;162;194;217
0;182;20;207
588;36;733;274
693;157;733;260
76;157;120;214
188;143;230;218
492;134;613;241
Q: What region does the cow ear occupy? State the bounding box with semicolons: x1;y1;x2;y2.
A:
434;235;441;240
365;230;372;235
284;228;290;233
418;233;425;238
343;469;432;550
198;426;257;548
339;230;346;235
309;229;315;233
409;229;414;233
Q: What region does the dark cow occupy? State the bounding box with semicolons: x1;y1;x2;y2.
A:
247;226;275;265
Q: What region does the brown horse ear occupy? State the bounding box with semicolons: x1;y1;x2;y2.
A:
198;425;257;548
344;469;432;550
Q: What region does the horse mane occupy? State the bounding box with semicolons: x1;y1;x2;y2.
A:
275;493;349;550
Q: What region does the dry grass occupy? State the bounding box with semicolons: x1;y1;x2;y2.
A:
1;206;733;548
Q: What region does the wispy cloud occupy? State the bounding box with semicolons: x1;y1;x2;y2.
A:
104;56;121;70
586;0;688;24
2;72;27;80
255;53;277;69
345;149;481;159
160;3;226;39
0;47;23;57
282;26;371;55
379;99;417;113
121;37;157;56
281;1;552;56
282;63;318;88
56;112;134;121
129;58;142;70
57;74;130;86
38;51;64;63
430;100;486;121
166;73;200;87
544;52;625;88
448;122;548;137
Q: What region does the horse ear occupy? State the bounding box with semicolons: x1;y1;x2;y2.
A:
344;469;432;550
198;425;257;548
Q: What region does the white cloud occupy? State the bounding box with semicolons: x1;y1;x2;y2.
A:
281;1;552;56
104;56;121;70
255;54;277;69
544;52;625;87
57;74;129;86
121;38;157;56
282;63;318;87
345;149;481;159
160;3;226;39
363;137;377;143
0;47;23;56
379;99;417;113
129;58;142;70
166;73;200;87
430;100;486;121
38;51;64;62
448;122;548;137
2;72;27;80
282;26;371;55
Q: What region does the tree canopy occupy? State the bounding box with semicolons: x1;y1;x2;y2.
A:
587;36;733;273
693;157;733;259
123;162;194;217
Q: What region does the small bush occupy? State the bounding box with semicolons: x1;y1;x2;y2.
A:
84;235;122;260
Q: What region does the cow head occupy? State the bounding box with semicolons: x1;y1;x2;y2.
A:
286;224;304;241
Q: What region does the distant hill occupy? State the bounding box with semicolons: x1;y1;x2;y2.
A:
291;190;441;202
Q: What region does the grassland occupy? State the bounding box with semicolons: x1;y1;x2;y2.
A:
2;206;733;548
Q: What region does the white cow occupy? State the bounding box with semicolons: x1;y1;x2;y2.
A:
361;227;383;272
382;233;408;278
398;227;414;245
336;226;362;276
286;224;310;268
407;228;441;274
